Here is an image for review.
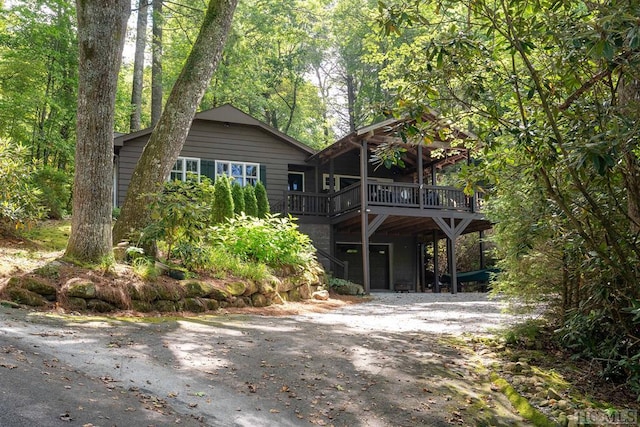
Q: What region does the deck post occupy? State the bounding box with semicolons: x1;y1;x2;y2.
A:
329;158;335;194
433;217;472;294
283;190;288;215
418;144;424;210
419;242;426;292
314;158;321;193
360;139;371;294
479;230;486;270
433;230;440;293
449;231;458;294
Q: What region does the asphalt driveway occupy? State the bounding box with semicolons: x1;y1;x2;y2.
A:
0;293;531;426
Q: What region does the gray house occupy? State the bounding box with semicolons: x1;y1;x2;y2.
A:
113;104;316;208
114;104;492;294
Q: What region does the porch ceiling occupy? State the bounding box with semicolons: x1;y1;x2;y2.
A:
333;213;492;241
309;113;474;172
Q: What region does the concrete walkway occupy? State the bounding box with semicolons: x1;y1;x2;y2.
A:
0;293;531;426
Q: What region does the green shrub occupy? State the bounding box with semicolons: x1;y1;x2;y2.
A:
32;166;71;219
141;179;214;262
243;184;258;217
0;141;44;232
558;308;640;392
328;277;353;288
255;181;269;218
210;213;316;269
231;182;245;215
171;241;215;271
206;246;269;281
212;175;234;223
132;257;160;281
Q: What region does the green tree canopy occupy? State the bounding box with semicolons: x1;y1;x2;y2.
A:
377;0;640;391
0;0;77;169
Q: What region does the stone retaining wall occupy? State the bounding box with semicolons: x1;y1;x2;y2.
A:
2;266;326;314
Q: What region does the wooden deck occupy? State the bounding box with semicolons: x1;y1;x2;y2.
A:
277;181;483;219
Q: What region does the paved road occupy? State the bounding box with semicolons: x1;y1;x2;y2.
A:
0;293;531;426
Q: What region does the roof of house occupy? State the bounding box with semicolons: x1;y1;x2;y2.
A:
113;104;317;156
308;111;475;170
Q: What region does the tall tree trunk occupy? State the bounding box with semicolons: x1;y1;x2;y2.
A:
151;0;163;126
66;0;130;263
130;0;148;132
346;73;356;132
113;0;238;245
618;75;640;235
282;78;298;135
313;65;331;145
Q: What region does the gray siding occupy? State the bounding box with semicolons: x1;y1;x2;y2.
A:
116;136;147;207
317;150;399;187
116;120;310;207
333;233;418;291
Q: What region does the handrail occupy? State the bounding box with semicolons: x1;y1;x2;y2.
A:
315;247;349;280
275;181;480;217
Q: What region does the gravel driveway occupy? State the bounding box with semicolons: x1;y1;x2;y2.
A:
0;292;532;426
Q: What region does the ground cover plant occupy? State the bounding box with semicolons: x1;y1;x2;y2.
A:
137;178;319;279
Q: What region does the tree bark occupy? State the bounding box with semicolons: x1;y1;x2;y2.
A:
151;0;163;126
618;75;640;234
113;0;238;245
346;73;356;133
130;0;148;132
66;0;130;263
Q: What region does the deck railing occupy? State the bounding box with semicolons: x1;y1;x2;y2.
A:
280;181;481;217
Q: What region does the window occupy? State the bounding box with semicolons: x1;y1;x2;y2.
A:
216;160;260;186
288;172;304;191
170;157;201;182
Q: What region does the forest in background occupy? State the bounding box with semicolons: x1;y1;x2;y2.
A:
0;0;395;155
1;0;639;396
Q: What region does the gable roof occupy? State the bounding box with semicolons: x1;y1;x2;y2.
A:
113;104;317;156
308;111;475;170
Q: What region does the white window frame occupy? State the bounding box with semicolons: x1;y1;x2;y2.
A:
215;160;260;186
170;156;201;182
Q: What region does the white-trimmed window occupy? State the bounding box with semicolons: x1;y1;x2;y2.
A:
170;157;201;181
216;160;259;186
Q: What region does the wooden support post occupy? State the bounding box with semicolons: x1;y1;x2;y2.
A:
446;237;454;294
433;230;440;293
283;190;288;215
479;230;486;270
329;158;335;194
450;234;458;294
418;143;424;210
419;243;426;293
360;139;370;294
367;214;388;238
315;158;321;194
433;217;472;295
